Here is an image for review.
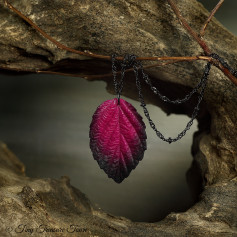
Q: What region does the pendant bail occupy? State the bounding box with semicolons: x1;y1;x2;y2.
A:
117;92;121;105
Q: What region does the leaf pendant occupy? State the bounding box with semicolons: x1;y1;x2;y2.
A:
89;98;147;183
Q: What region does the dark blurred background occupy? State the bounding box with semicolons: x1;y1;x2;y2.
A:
0;0;236;222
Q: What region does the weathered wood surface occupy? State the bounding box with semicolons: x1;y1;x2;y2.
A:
0;0;237;236
0;142;236;236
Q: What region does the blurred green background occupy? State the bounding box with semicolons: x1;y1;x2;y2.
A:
0;0;236;222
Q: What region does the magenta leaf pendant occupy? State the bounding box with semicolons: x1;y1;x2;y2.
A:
89;98;147;183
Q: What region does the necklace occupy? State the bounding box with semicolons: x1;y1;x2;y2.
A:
89;53;235;183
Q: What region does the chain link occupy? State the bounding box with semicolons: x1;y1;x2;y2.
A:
111;53;236;143
139;63;207;104
134;60;211;143
111;54;137;104
210;53;237;77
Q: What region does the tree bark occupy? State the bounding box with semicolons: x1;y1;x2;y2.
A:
0;0;237;236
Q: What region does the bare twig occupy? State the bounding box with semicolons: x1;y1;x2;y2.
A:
166;0;237;86
37;56;211;79
166;0;211;55
4;0;102;58
200;0;224;37
0;56;211;80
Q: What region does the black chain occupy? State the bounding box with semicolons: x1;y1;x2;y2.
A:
111;53;236;144
111;54;137;104
210;53;237;77
141;54;237;100
139;63;207;104
134;60;211;144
